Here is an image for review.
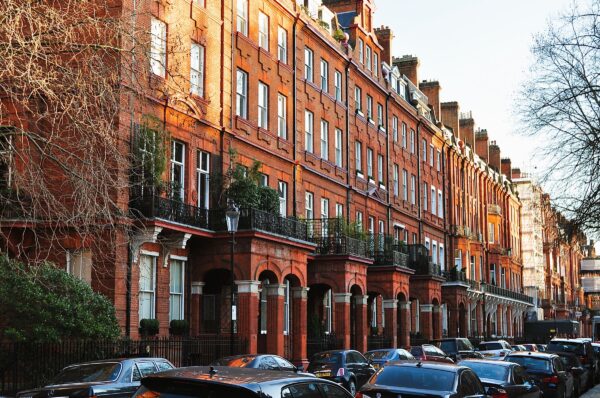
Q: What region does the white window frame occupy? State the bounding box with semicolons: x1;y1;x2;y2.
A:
431;186;436;216
355;86;362;113
410;129;415;153
355;141;363;173
438;190;444;219
439;244;445;271
437;150;441;171
258;81;269;129
169;258;185;321
283;279;291;335
197;150;210;209
139;254;157;320
237;0;248;35
392;116;398;142
277;93;287;139
304;47;314;82
377;103;383;127
320;119;329;161
334;129;343;167
367;148;373;178
305;191;314;219
66;250;92;284
402;169;408;201
324;289;332;334
377;154;384;184
432;241;438;265
171;141;185;201
334;70;342;101
402;122;407;148
320;59;329;91
367;95;373;120
373;52;379;76
278;181;287;217
365;46;372;71
335;203;343;218
236;69;248;118
190;43;205;97
258;12;269;51
423;182;428;211
277;26;287;62
393;164;399;196
410;174;416;205
304;110;314;153
357;39;364;63
356;211;363;230
150;18;167;77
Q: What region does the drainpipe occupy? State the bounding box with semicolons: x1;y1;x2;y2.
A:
126;245;132;337
345;59;351;221
385;91;391;236
416;119;423;244
292;13;300;217
442;140;448;271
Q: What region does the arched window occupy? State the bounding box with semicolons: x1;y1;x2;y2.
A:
283;279;290;335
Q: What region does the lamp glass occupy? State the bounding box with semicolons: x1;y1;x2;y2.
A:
226;204;240;233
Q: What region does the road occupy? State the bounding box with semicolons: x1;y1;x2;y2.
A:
582;384;600;398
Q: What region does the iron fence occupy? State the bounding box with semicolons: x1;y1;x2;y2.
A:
0;336;247;397
367;335;392;351
306;334;343;359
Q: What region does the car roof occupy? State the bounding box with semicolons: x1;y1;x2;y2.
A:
459;359;515;367
506;352;558;359
386;361;463;371
144;366;318;386
63;358;168;367
551;339;586;343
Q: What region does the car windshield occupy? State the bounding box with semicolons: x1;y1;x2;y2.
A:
479;343;503;351
311;352;341;364
547;342;585;356
558;355;579;368
372;366;456;391
210;356;256;367
457;339;475;351
462;362;509;382
506;357;551;372
365;350;393;360
51;363;122;384
440;341;456;353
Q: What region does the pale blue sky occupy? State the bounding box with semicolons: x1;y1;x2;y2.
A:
374;0;573;174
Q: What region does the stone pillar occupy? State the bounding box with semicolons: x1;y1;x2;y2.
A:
433;305;442;340
266;284;285;356
354;295;368;353
383;299;398;347
420;304;434;341
506;307;513;339
190;282;205;336
235;280;260;354
334;293;351;349
399;301;411;348
291;287;309;368
477;302;484;338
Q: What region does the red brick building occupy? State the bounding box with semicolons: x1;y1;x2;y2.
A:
1;0;539;365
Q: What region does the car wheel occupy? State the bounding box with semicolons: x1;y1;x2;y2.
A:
347;380;356;396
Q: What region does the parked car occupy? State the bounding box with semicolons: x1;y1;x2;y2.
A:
479;340;514;359
357;360;496;398
307;350;376;396
512;345;527;352
16;358;174;398
504;352;575;398
547;338;598;387
553;351;590;397
523;344;540;352
364;348;414;370
210;354;300;372
434;338;483;361
459;359;542;398
538;345;548;352
410;344;454;363
133;366;354;398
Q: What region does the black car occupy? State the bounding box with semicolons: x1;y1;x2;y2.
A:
133;366;354;398
547;338;598;387
357;360;495;398
307;350;376;396
505;352;574;398
364;348;414;370
553;351;590;397
435;338;483;361
16;358;174;398
210;354;300;372
459;359;541;398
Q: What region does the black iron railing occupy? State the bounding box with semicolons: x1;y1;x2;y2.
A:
484;284;534;304
313;235;370;257
306;334;343;359
407;244;441;276
373;250;409;267
367;335;393;351
443;269;468;282
130;193;211;229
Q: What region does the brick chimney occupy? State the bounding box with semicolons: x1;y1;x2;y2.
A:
419;81;441;123
511;168;522;179
394;55;419;86
374;26;393;65
441;102;460;139
475;129;489;163
501;158;512;180
459;112;475;149
489;140;501;172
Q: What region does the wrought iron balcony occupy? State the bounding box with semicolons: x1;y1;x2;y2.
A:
483;284;534;304
372;250;409;267
407;244;442;276
130;193;211;229
312;235;369;257
443;269;468;283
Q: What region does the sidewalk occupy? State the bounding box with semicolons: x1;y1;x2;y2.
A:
581;384;600;398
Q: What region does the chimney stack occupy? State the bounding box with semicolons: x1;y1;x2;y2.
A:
374;26;393;65
475;129;489;162
394;55;420;86
501;158;512;180
489;141;501;172
441;102;460;139
459;112;475;148
419;81;441;123
511;168;522;179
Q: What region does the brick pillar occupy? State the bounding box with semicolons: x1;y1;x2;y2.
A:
377;296;384;335
433;305;442;340
383;299;398;347
190;282;204;336
420;304;433;341
235;280;260;354
334;293;351;349
399;301;411;348
354;295;368;352
447;305;458;337
266;284;285;356
291;287;309;368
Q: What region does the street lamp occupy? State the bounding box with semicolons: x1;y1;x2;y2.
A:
226;201;240;354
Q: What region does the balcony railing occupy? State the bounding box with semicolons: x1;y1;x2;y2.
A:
130;193;211;229
483;284;534;304
407;244;442;276
443;269;468;283
373;250;409;267
313;235;370;257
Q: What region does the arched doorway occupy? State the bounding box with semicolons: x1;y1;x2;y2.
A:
282;274;301;359
350;284;363;349
397;292;409;348
257;270;278;353
307;283;334;358
202;268;234;334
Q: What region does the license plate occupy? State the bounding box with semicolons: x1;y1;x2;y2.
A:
315;370;331;377
373;363;381;369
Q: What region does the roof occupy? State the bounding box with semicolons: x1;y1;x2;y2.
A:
145;366;317;385
459;359;515;367
336;11;356;29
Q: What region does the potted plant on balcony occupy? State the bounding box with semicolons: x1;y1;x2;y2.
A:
139;318;159;337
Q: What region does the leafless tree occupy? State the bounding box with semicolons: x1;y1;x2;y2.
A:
0;0;187;266
520;0;600;235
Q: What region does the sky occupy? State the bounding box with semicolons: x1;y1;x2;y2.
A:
374;0;574;175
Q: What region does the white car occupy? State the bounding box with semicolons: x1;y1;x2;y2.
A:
477;340;513;359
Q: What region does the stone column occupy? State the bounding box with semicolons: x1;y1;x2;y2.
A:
433;305;442;340
235;280;260;354
334;293;351;349
354;295;368;353
477;302;484;338
420;304;434;341
399;301;411;348
266;284;285;356
383;299;398;347
190;282;205;336
291;287;309;368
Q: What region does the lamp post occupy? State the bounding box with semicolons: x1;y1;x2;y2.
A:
225;201;240;355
